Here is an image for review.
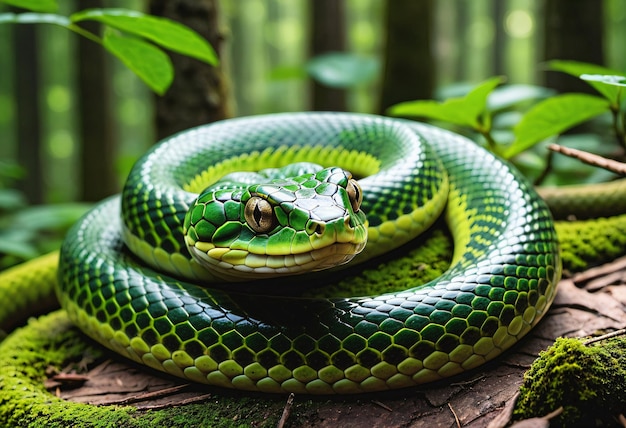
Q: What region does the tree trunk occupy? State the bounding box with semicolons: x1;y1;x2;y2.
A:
379;0;435;114
493;0;506;76
150;0;229;140
454;0;468;81
543;0;605;93
14;23;43;204
77;0;117;202
310;0;347;111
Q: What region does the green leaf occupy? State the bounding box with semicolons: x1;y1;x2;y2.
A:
306;52;379;88
71;8;218;66
0;11;69;26
547;60;625;106
580;74;626;87
0;189;26;211
13;203;90;231
504;93;609;159
464;76;505;122
388;76;503;129
103;32;173;95
387;98;478;127
0;236;38;260
0;0;58;13
487;84;555;112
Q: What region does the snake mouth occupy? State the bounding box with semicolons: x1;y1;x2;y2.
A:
187;240;367;282
185;214;368;282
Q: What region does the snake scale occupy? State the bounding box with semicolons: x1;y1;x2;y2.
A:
48;114;564;394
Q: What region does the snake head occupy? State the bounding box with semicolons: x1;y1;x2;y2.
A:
183;167;368;282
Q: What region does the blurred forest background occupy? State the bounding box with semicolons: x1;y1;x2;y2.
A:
0;0;625;266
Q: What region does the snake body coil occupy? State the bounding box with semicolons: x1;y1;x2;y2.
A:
57;113;560;394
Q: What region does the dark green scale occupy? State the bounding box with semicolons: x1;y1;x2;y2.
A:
58;113;560;394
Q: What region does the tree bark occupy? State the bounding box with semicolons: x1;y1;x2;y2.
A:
543;0;605;93
493;0;506;76
77;0;117;202
14;23;43;204
379;0;435;114
310;0;347;111
453;0;468;81
150;0;229;140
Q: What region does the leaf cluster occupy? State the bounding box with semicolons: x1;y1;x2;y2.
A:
0;0;218;94
388;61;626;165
0;162;90;270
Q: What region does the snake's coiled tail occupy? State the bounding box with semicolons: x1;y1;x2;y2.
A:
57;113;560;394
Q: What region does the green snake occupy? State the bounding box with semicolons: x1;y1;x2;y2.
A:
27;114;566;394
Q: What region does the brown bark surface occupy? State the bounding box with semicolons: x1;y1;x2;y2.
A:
13;22;43;204
150;0;230;140
77;0;117;202
379;0;435;114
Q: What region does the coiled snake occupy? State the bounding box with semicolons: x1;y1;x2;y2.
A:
54;113;561;394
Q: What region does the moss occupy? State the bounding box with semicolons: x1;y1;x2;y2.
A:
0;311;287;428
556;214;626;272
514;336;626;427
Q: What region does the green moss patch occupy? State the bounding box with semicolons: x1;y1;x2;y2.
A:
0;311;289;428
556;214;626;272
514;336;626;426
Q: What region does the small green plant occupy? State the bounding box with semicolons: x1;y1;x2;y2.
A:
0;0;218;94
387;61;626;167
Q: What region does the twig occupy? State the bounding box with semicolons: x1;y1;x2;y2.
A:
572;255;626;286
545;407;564;420
100;384;193;406
583;328;626;346
50;373;90;383
479;128;498;153
276;393;294;428
450;374;485;387
138;393;213;411
448;402;461;428
548;143;626;175
610;106;626;150
372;400;393;412
534;148;555;186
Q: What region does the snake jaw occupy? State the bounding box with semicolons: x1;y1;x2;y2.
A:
184;213;368;281
186;241;367;281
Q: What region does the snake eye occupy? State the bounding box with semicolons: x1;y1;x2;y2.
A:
244;196;275;233
346;179;363;212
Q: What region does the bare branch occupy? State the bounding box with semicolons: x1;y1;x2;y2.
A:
548;143;626;175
